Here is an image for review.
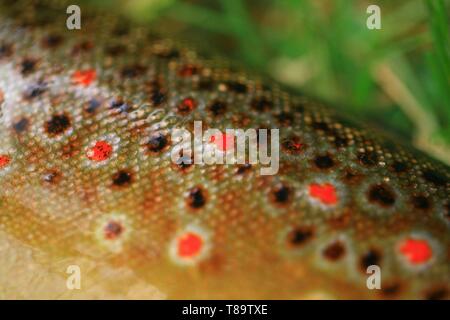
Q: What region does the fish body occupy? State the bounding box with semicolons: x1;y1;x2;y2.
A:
0;1;449;299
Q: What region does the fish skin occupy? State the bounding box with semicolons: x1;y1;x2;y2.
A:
0;0;449;299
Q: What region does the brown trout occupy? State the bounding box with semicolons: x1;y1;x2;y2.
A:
0;0;448;299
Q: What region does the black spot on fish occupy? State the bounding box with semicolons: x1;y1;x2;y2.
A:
360;249;381;271
120;64;146;78
390;161;408;173
251;97;273;111
0;42;13;59
104;44;126;56
146;132;170;154
287;226;314;247
72;40;94;55
312;121;330;132
45;113;71;136
208;100;227;116
12;117;29;134
23;81;47;100
174;151;193;172
367;183;396;208
20;57;38;75
198;79;214;91
84;98;102;114
187;186;206;209
411;195;431;211
276;112;294;126
150;89;166;106
270;183;291;204
422;169;447;187
110;98;130;113
226;81;248;94
357;151;378;167
41;33;63;48
112;170;133;187
313;154;335;169
323;241;346;261
236;163;252;175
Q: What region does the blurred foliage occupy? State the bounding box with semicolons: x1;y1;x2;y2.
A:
84;0;450;163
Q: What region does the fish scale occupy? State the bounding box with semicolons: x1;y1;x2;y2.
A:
0;0;449;299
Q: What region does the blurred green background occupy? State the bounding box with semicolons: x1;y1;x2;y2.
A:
85;0;449;164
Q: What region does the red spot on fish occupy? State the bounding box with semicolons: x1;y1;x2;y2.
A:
210;133;234;151
0;154;11;169
282;136;304;154
87;140;113;162
309;183;338;205
177;232;203;258
104;220;124;240
178;64;198;77
72;69;96;86
399;238;432;265
289;140;302;151
177;97;197;114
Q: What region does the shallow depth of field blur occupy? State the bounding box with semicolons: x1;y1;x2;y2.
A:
85;0;449;164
